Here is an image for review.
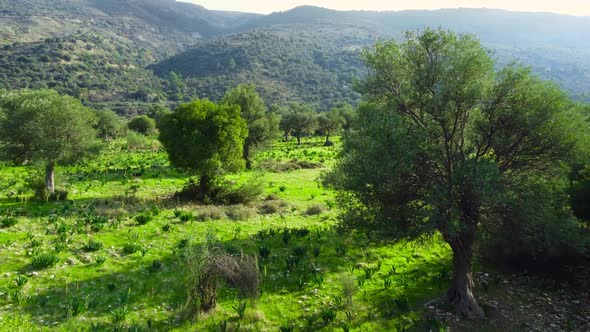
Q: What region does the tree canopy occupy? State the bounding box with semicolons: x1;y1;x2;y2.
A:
330;29;586;319
0;89;99;194
128;115;156;135
279;103;318;145
158;98;248;194
221;84;279;168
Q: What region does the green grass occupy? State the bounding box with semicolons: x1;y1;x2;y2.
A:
0;136;452;331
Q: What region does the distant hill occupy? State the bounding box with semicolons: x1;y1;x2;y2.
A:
151;24;379;109
0;2;588;112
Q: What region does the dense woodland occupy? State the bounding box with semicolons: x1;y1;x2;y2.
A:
0;1;590;331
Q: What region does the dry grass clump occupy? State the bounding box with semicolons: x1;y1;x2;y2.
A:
184;241;260;316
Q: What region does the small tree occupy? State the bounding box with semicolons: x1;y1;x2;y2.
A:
222;84;280;168
94;109;125;139
281;103;318;145
0;89;99;194
317;109;345;146
159;99;247;197
128;115;156;135
330;29;584;319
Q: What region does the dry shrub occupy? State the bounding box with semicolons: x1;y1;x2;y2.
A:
305;204;326;216
259;200;285;215
225;205;257;221
184;242;260;316
196;206;225;221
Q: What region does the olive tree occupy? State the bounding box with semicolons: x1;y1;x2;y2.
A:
222;84;279;168
317;108;345;146
280;103;318;145
330;29;584;319
0;89;99;194
158;99;247;196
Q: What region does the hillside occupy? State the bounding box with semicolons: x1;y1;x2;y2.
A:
152;24;378;110
1;2;589;111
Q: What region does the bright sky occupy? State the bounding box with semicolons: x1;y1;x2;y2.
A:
183;0;590;16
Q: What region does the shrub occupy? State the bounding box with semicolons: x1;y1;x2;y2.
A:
126;131;151;150
196;207;225;221
259;201;281;215
479;178;590;266
1;217;18;228
82;239;103;252
135;213;153;225
183;241;260;315
122;243;141;255
305;204;326;216
31;253;59;270
176;178;263;205
127;115;156;135
225;205;257;221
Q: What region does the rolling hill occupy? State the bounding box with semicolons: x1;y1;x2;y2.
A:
1;1;589;112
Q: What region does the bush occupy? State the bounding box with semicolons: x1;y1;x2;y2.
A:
177;178;263;205
135;213;153;225
82;239;103;252
479;178;590;266
259;201;281;215
126;131;151;151
127;115;156;135
1;217;18;228
197;207;225;222
31;253;59;270
305;204;326;216
183;240;260;315
225;205;257;221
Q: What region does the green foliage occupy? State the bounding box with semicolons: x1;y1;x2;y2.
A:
135;213;153;225
222;84;280;168
82;239;104;252
125;131;152;151
159;98;248;199
127;115;156;135
30;252;59;270
94;109;126;139
317;108;345;145
0;89;100;194
331;29;587;317
1;217;18;228
280;103;318;145
0;90;100;165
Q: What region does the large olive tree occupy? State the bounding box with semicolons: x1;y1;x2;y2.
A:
331;29;584;319
0;89;99;194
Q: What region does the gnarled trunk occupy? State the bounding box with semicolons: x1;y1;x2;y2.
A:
444;230;485;320
45;161;55;194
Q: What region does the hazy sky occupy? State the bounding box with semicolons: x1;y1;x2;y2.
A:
183;0;590;16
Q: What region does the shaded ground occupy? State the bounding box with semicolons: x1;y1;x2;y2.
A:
425;263;590;331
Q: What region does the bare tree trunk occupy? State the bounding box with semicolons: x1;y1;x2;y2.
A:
296;135;301;145
45;161;55;194
445;232;485;320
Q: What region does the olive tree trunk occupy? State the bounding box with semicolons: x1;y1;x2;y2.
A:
45;161;55;194
445;231;485;320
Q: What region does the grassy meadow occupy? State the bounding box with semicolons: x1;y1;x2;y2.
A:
0;136;453;331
